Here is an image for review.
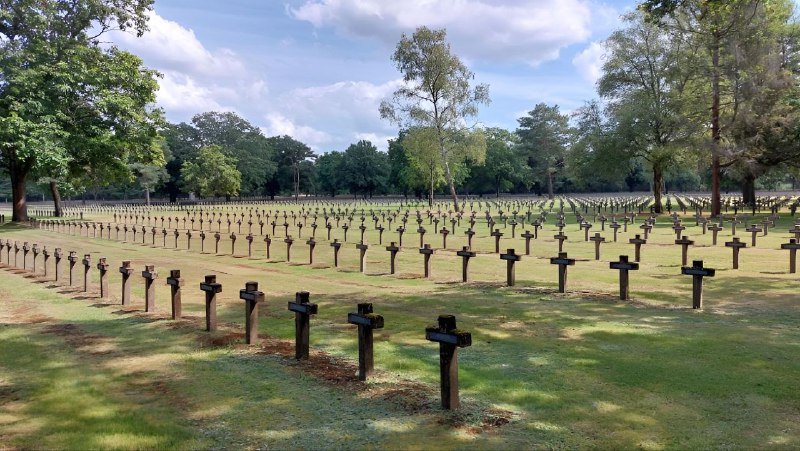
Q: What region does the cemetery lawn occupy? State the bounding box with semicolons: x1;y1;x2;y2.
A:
1;210;799;449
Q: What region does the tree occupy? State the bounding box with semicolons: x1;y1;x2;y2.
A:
316;151;344;197
380;26;490;212
180;145;241;200
466;128;530;196
266;135;315;200
639;0;795;216
162;122;200;202
340;140;389;198
387;131;426;197
597;12;696;212
515;104;572;199
0;0;161;221
130;161;168;206
191;112;276;197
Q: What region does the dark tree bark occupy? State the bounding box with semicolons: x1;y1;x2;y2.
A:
652;163;664;214
49;181;64;217
742;172;756;206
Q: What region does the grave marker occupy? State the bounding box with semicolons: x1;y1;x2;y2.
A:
589;233;606;260
781;239;800;273
549;252;576;293
456;246;476;283
81;254;91;292
724;237;747;269
675;236;694;266
288;291;318;360
239;281;264;344
609;255;639;300
119;261;134;306
420;244;435;278
142;265;158;312
500;249;522;286
166;269;184;319
681;260;715;309
385;242;400;274
347;303;384;381
425;315;471;410
200;275;222;331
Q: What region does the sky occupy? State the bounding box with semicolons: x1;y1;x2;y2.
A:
108;0;639;153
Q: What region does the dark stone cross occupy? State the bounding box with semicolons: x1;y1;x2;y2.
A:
672;223;686;239
675;236;694;266
376;225;385;244
142;265;158;313
420;244;435;278
417;226;427;248
628;234;647;262
456;246;476;283
609;222;622;242
708;223;723;246
681;260;716;309
521;230;535;255
214;232;221;254
306;238;316;264
500;249;522;286
246;233;254;257
724;237;747;270
609;255;639;300
580;221;592;241
425;315;472;410
347;303;384;381
745;225;762;247
342;224;350;242
229;232;238;255
639;223;652;239
356;242;369;273
550;252;576;293
200;275;222;331
589;233;606;261
54;248;63;282
96;257;110;299
289;291;318;360
22;242;30;270
781;239;800;273
31;244;39;273
81;254;91;292
330;239;342;267
554;232;568;253
464;228;475;248
67;251;78;286
43;247;51;278
440;227;449;248
491;228;504;253
165;269;184;320
385;242;400;274
239;281;264;345
284;236;294;262
119;260;134;306
396;226;405;246
788;225;800;241
264;235;272;259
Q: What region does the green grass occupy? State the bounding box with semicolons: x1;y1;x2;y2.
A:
1;198;799;449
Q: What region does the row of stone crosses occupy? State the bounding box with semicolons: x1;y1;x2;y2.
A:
1;240;477;410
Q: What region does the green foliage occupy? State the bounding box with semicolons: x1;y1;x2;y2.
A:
465;127;530;196
191;112;276;196
266;135;315;199
180;145;241;199
515;103;572;198
341;140;389;197
381;26;489;209
316;151;345;197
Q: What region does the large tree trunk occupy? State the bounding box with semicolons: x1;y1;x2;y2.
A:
10;169;28;222
144;188;151;206
428;167;434;208
710;32;722;217
547;170;555;200
652;163;664;214
742;172;756;206
49;181;64;217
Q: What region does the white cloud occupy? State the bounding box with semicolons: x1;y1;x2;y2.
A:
572;41;606;84
107;11;267;118
290;0;595;65
262;114;332;148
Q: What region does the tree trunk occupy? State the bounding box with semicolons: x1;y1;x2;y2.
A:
428;167;434;208
49;181;64;217
547;170;555;200
294;166;300;201
710;32;722;217
144;188;151;206
10;169;28;222
742;172;756;206
652;163;664;214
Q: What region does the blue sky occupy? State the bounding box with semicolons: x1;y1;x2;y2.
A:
109;0;639;152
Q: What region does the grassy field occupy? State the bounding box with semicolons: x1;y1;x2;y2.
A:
1;198;799;449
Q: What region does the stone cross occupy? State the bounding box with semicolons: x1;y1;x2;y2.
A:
342;224;350;242
745;225;762;247
554;232;568;253
356;242;369;273
264;235;272;259
214;232;221;254
330;239;342;267
230;232;237;255
166;269;184;320
609;222;622;242
708;223;723;246
440;227;450;248
284;236;294;262
456;246;476;283
289;291;318;360
68;251;78;286
491;229;504;253
589;233;606;261
239;281;264;344
119;260;134;306
22;242;30;269
417;226;426;248
724;237;747;270
639;223;652;239
31;244;39;273
420;244;435;278
306;238;316;264
675;236;694;266
396;226;405;246
609;255;639;300
142;265;158;312
581;221;592;241
681;260;715;309
199;275;222;331
81;254;91;292
246;233;254;257
425;315;471;410
550;252;576;293
672;223;686;239
385;242;400;274
464;228;475;249
628;234;647;262
500;249;522;286
521;230;535;255
96;258;110;298
781;239;800;273
348;303;384;381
